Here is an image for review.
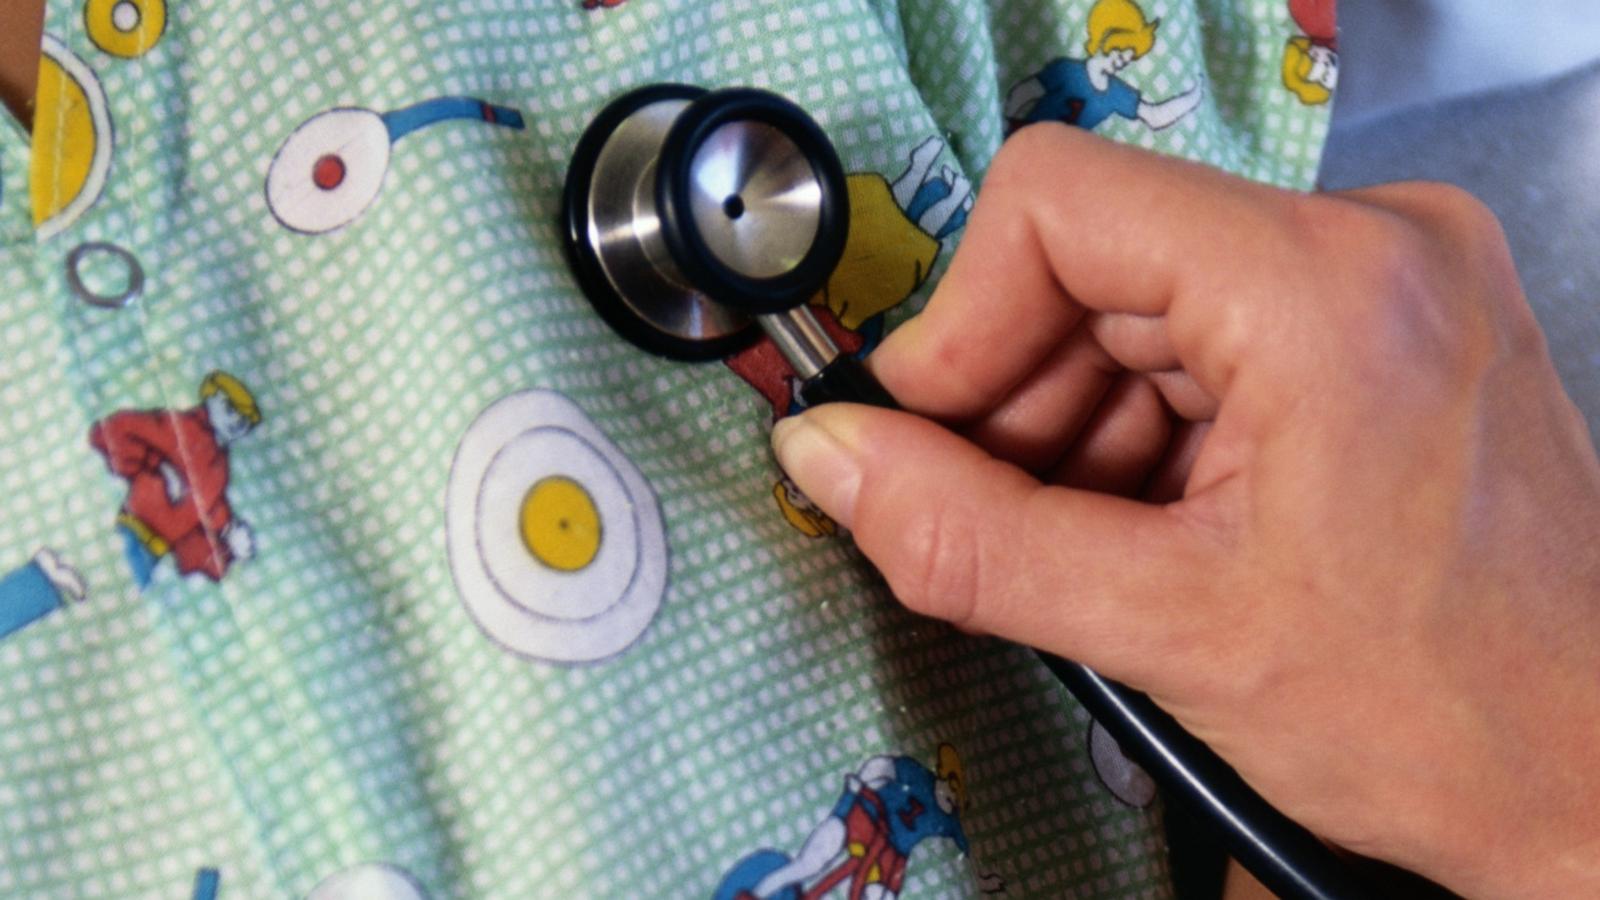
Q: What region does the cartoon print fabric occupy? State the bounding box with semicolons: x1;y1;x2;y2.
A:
1284;0;1339;104
0;0;1332;897
31;34;112;239
90;371;261;588
1005;0;1203;132
445;389;668;663
266;98;525;234
715;745;1007;900
0;550;85;641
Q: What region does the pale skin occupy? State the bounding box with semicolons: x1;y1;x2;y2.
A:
774;124;1600;899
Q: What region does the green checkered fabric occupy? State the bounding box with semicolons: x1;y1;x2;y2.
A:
0;0;1330;897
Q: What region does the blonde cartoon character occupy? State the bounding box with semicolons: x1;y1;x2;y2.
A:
725;138;971;537
90;371;261;589
1005;0;1203;132
1283;0;1339;105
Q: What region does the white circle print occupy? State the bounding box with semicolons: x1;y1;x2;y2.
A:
266;108;391;234
446;390;668;663
305;863;428;900
475;427;640;621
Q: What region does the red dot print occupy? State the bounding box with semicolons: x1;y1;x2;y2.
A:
312;155;347;191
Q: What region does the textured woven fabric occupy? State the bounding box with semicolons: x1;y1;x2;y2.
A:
0;1;1332;897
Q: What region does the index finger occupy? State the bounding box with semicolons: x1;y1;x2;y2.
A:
872;124;1307;418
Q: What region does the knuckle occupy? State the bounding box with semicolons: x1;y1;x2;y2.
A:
1301;195;1498;384
1408;180;1503;244
988;123;1089;209
1400;184;1544;368
883;487;984;628
864;456;1031;632
995;121;1073;172
889;490;972;624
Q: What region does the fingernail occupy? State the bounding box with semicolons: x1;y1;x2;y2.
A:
771;412;863;526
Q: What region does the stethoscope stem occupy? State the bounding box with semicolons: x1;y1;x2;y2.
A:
758;307;839;382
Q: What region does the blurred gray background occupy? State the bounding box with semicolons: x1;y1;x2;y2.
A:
1320;0;1600;444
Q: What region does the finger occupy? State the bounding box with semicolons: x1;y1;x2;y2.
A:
1087;312;1180;372
1143;420;1211;503
1048;373;1172;496
1147;369;1219;422
872;124;1303;416
771;403;1228;683
960;323;1120;473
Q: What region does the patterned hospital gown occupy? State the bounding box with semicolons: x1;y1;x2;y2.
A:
0;0;1332;896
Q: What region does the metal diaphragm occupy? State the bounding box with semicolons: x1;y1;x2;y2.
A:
562;84;849;360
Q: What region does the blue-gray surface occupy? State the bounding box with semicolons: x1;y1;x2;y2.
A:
1319;60;1600;447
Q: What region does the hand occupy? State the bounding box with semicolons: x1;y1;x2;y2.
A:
772;126;1600;899
223;520;255;562
158;461;186;504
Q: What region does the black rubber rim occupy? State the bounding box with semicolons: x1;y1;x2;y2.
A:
560;83;760;361
655;87;849;317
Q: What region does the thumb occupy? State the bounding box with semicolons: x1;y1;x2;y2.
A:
772;403;1223;683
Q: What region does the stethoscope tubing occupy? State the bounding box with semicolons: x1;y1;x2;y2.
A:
1040;657;1377;899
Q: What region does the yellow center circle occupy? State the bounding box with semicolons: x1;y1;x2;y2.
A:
519;477;601;572
85;0;167;58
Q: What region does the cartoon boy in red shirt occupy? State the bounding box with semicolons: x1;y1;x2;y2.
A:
90;371;261;589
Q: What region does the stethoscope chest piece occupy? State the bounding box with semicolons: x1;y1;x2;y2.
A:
562;84;849;361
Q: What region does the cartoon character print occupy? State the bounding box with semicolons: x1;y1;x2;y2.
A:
1004;0;1202;133
726;137;971;537
190;867;220;900
32;0;171;240
89;371;262;589
33;35;114;240
85;0;168;59
0;550;86;641
265;97;525;234
1283;0;1338;105
715;744;1004;900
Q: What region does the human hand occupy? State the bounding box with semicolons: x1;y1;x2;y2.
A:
772;125;1600;899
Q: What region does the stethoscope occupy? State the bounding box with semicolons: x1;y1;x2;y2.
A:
560;84;1449;900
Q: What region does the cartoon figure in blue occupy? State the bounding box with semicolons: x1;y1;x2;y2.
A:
0;549;86;642
191;867;220;900
715;744;1004;899
1005;0;1202;133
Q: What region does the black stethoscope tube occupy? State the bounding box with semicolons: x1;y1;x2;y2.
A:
1042;658;1378;899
